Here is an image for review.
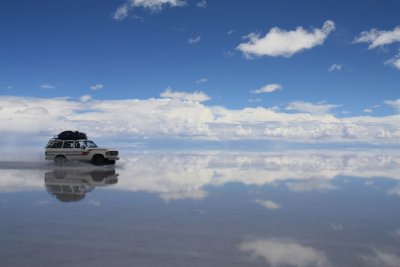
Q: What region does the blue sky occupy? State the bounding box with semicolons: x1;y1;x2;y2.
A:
1;0;400;145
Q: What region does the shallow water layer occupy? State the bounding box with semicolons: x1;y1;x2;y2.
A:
1;150;400;267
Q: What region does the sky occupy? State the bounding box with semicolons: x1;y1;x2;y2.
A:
0;0;400;147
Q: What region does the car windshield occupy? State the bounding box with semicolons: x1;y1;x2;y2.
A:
84;141;97;148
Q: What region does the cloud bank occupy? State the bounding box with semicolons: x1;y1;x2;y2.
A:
1;94;400;145
237;20;335;58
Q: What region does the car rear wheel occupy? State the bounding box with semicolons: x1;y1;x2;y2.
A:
92;155;105;166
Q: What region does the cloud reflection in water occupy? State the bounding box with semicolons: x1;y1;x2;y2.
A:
114;150;400;201
240;239;330;267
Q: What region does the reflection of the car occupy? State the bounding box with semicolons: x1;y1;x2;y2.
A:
44;168;119;202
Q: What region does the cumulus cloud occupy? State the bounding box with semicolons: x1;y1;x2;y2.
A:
160;87;210;102
240;239;330;267
237;20;335;58
254;199;281;209
188;36;201;44
251;83;282;94
329;63;342;72
90;84;104;90
286;101;340;115
353;26;400;49
40;84;55;89
113;0;186;20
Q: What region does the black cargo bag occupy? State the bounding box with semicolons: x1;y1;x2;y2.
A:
58;131;87;140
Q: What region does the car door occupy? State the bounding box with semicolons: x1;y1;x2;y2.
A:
74;140;90;160
62;140;77;160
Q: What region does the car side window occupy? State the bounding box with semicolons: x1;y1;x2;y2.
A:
75;141;85;148
49;141;63;148
63;141;74;149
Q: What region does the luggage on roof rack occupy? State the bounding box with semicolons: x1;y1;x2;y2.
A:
57;131;87;140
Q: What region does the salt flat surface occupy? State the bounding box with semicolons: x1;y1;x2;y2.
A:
1;150;400;267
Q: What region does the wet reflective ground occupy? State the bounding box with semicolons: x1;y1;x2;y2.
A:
1;150;400;267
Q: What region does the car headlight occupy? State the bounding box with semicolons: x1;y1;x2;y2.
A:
106;151;118;156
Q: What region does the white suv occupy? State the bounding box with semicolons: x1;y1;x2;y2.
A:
45;139;119;165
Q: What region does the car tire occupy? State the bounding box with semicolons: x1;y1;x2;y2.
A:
92;155;105;166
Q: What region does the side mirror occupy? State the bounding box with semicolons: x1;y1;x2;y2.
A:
81;146;86;150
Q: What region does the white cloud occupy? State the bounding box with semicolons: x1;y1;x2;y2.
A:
1;95;400;144
329;63;342;72
234;125;252;137
113;0;186;20
15;107;49;116
353;26;400;49
385;53;400;70
385;99;400;112
196;78;209;84
286;101;340;115
227;30;235;35
196;0;207;8
251;83;282;94
188;36;201;44
237;20;335;58
40;84;55;89
79;94;92;102
240;239;330;267
90;84;104;90
160;87;210;102
113;2;130;20
254;199;281;209
364;108;373;113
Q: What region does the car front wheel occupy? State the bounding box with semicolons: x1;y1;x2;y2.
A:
92;155;105;166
